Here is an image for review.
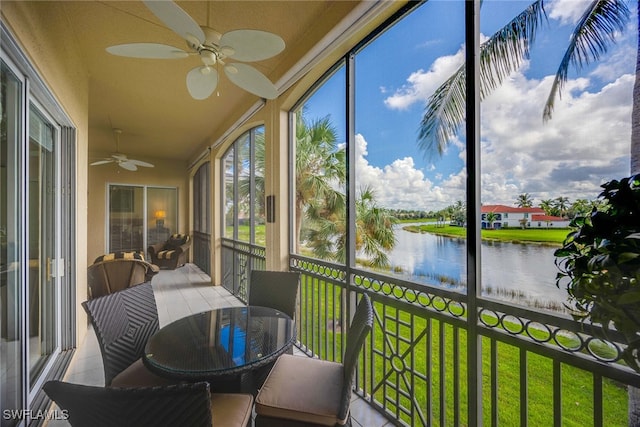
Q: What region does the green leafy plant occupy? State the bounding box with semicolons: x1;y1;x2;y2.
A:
555;175;640;371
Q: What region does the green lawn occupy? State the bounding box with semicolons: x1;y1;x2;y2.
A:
405;224;570;245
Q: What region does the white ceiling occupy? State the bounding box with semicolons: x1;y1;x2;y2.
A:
55;1;362;164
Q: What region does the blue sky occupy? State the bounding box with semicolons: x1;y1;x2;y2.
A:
303;0;637;211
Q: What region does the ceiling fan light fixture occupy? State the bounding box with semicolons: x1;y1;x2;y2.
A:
200;50;217;66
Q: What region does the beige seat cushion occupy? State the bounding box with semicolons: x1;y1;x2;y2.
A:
211;393;254;427
255;354;345;426
111;358;175;387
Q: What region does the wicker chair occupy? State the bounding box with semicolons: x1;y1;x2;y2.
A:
87;252;159;299
255;293;373;427
247;270;300;390
148;233;191;270
81;282;172;387
43;381;254;427
249;270;300;320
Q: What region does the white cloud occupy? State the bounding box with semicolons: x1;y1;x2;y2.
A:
479;70;633;205
383;47;465;110
353;134;465;210
547;0;588;25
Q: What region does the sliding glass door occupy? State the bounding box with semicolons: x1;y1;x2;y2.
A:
108;184;177;254
1;52;75;425
1;56;25;425
27;105;59;383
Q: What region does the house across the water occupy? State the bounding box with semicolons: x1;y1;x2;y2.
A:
481;205;570;229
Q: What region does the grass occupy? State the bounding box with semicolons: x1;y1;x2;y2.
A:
405;224;570;245
299;277;628;426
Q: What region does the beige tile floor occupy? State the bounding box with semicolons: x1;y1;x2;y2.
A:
46;264;391;427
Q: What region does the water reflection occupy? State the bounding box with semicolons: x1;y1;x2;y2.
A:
386;225;568;310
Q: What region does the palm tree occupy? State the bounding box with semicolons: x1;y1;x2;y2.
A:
554;196;570;218
485;211;499;229
294;113;397;268
294;114;345;254
417;0;635;167
540;198;557;216
516;193;533;208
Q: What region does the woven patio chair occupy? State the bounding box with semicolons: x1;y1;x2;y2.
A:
81;282;172;387
43;381;253;427
254;293;373;426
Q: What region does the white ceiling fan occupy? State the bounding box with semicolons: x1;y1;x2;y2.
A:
90;129;154;171
106;0;285;100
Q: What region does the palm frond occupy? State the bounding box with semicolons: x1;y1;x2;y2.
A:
543;0;630;121
418;0;547;158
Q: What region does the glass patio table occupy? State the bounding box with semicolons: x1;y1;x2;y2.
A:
143;306;295;382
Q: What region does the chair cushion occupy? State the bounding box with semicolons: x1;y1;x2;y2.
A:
255;354;345;426
165;234;188;250
94;251;145;263
157;249;176;260
110;358;175;388
211;393;254;427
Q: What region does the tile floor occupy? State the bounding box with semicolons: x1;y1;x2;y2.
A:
45;264;392;427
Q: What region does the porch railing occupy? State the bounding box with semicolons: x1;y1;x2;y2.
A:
192;231;211;275
220;242;640;426
290;254;640;427
220;238;265;303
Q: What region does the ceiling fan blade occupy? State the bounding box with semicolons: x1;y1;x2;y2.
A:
143;0;204;45
224;63;277;99
186;66;218;100
106;43;188;59
128;159;155;168
119;161;138;171
90;159;114;166
220;30;285;62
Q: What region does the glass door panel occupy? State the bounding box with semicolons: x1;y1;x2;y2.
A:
146;187;177;247
109;185;144;253
1;59;24;424
28;105;58;384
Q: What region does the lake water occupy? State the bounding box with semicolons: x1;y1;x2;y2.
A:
385;225;569;309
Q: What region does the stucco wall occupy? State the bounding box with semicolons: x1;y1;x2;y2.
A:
87;156;190;263
2;1;90;343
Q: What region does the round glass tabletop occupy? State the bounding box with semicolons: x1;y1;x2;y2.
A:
144;305;294;379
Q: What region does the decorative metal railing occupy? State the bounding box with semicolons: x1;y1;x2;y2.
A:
192;231;211;275
290;253;640;427
220;238;265;303
221;241;640;426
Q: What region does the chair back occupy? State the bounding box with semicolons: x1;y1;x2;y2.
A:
81;282;159;385
88;252;155;298
43;381;212;427
339;293;373;421
249;270;300;319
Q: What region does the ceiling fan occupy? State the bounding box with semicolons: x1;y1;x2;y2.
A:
90;129;154;171
106;0;285;100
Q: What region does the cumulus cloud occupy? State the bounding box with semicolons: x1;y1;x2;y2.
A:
353;134;465;210
479;70;633;205
547;0;588;25
370;62;632;210
383;47;465;110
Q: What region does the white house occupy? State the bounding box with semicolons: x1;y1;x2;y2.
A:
481;205;569;229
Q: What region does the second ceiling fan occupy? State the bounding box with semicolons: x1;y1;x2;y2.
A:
107;0;285;100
